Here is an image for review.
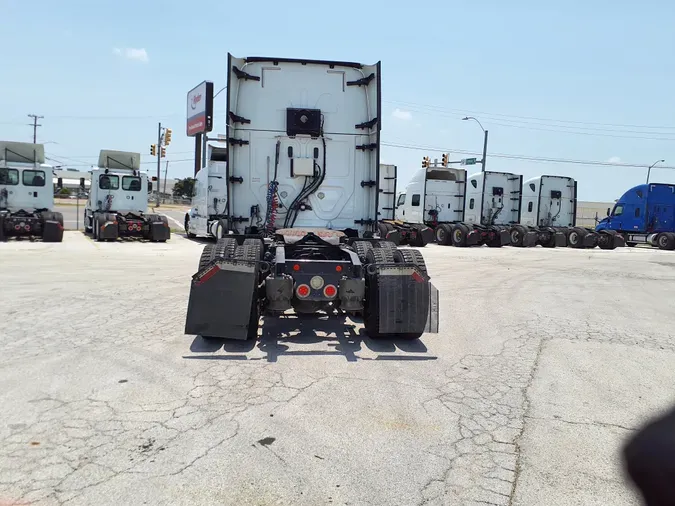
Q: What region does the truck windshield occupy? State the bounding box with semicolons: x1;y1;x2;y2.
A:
122;176;141;191
612;205;624;216
23;170;46;187
99;174;120;190
0;168;19;185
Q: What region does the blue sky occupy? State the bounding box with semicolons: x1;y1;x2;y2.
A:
2;0;674;201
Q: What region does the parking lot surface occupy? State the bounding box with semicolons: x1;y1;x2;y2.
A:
1;233;674;505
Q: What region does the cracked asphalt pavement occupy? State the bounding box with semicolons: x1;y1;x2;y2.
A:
1;232;674;505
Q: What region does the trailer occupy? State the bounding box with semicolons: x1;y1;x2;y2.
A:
596;182;675;250
185;146;229;239
184;54;439;341
84;150;170;242
0;141;64;242
509;175;624;250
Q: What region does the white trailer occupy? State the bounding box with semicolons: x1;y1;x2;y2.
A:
84;150;170;242
184;54;439;341
509;175;623;249
184;146;228;239
0;141;64;242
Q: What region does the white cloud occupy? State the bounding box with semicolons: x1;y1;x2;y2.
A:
392;108;412;121
113;47;149;63
607;156;621;163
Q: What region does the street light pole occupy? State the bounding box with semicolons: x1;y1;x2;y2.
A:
462;116;488;172
646;159;665;184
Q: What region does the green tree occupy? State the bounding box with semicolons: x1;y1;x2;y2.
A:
173;177;195;198
58;187;71;196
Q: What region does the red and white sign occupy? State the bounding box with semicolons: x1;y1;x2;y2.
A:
186;81;214;137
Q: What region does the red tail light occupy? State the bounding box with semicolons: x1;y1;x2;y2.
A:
14;225;20;230
296;284;310;298
323;285;337;298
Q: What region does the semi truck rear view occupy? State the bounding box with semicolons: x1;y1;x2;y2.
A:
0;141;64;242
84;150;170;242
185;54;439;341
596;182;675;250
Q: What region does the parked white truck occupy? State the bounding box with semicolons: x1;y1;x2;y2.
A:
0;141;64;242
508;175;624;250
184;54;439;341
391;166;522;247
84;150;170;242
184;146;228;239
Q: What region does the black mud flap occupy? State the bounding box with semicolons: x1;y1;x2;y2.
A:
385;229;401;246
498;229;511;246
613;234;626;248
420;227;435;246
582;233;597;248
369;265;435;335
100;221;119;240
150;220;171;241
424;282;440;334
42;220;64;243
523;231;538;247
554;231;568;247
185;259;258;340
466;230;480;246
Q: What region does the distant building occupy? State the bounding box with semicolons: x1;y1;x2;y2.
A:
576;201;615;228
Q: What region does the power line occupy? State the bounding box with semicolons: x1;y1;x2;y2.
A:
384;99;675;131
381;141;675;170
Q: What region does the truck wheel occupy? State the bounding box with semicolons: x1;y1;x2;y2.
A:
510;225;527;247
451;224;469;247
185;214;196;238
393;248;428;276
374;240;397;251
241;239;263;261
353;241;373;263
567;227;587;249
435;224;452;245
215;237;238;259
366;247;395;265
656;233;675;250
94;215;103;242
198;244;217;271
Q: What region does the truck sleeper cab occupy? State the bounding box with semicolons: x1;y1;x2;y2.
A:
0;141;64;242
184;54;439;342
596;183;675;250
84;150;170;242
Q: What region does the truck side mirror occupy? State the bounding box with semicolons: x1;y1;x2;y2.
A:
57;177;63;189
606;208;610;216
148;181;153;193
79;177;85;190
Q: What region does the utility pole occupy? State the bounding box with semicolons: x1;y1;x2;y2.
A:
163;161;169;197
481;130;489;173
156;122;162;207
27;114;44;143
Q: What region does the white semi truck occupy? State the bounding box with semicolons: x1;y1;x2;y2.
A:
184;54;439;341
0;141;64;242
392;166;521;247
84;150;170;242
184;146;228;239
508;175;624;250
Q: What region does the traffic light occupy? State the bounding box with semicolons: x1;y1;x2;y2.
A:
161;147;166;158
150;144;157;156
442;153;449;166
422;156;431;168
164;128;172;146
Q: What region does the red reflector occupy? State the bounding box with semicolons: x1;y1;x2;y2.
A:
335;265;342;272
14;225;20;230
323;285;337;298
196;265;220;286
296;284;310;297
412;271;424;283
293;264;300;271
24;225;30;230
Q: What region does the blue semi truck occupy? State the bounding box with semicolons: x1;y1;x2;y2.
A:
595;182;675;250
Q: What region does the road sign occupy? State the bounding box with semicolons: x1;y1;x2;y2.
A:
461;158;477;166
